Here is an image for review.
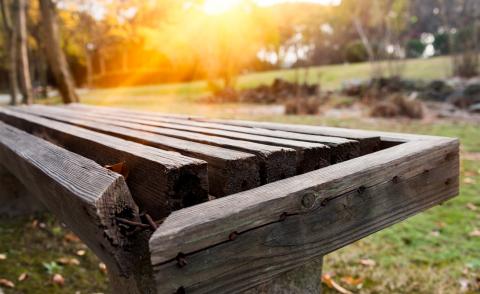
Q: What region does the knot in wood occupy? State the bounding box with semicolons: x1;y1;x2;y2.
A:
301;193;316;209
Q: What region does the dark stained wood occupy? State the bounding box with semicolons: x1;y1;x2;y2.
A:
24;105;297;184
150;138;459;293
0;108;209;219
12;107;261;197
64;104;359;163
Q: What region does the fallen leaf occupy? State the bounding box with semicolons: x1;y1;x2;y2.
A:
76;250;86;256
105;162;129;179
18;273;28;282
430;230;440;237
0;278;15;288
99;262;107;274
464;177;475;184
469;229;480;237
467;203;478;211
31;219;39;228
64;233;80;243
57;257;80;266
0;253;6;260
52;274;64;286
322;274;352;294
359;258;376;267
341;276;363;286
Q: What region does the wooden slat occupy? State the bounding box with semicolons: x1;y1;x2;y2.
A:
149;138;459;293
64;104;360;163
61;106;331;173
0;108;209;219
13;107;261;197
25;105;297;184
0;121;139;276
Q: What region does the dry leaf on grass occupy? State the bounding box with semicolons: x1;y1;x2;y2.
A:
0;254;6;260
322;274;352;294
359;259;376;267
52;274;65;286
17;273;28;282
64;233;80;243
467;203;478;211
0;278;15;288
341;276;363;286
76;250;86;256
464;177;475;184
57;257;80;266
99;262;107;274
469;229;480;237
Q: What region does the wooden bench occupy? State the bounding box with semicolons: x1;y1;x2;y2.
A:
0;104;459;294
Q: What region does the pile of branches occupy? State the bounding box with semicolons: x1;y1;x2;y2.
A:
202;78;319;104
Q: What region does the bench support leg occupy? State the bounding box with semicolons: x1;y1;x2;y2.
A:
244;256;324;294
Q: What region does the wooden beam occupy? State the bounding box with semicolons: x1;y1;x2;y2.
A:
24;105;297;184
0;122;139;277
11;107;260;197
0;108;209;219
64;105;359;163
149;138;458;293
59;106;331;173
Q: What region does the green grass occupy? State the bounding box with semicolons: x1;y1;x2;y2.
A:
66;55;452;106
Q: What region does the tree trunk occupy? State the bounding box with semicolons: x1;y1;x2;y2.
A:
39;0;79;104
15;0;33;104
0;0;19;105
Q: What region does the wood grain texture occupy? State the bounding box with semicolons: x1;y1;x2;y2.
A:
14;106;260;197
60;105;331;172
63;105;355;164
150;138;458;293
66;103;380;155
0;122;138;275
0;108;209;219
150;138;458;264
25;105;297;184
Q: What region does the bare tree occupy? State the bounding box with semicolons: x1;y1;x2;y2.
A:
0;0;19;105
15;0;33;104
39;0;79;103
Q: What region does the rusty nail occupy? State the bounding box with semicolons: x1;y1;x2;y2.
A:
320;199;328;207
228;231;238;241
445;178;451;185
357;186;366;194
115;217;150;229
279;212;288;221
176;253;187;268
392;176;399;183
145;213;158;230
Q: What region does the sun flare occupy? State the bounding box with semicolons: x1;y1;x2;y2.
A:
202;0;242;15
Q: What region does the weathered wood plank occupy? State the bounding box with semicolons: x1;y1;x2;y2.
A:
59;106;331;173
0;122;140;278
197;119;384;155
63;104;359;163
150;138;459;294
13;107;260;197
149;138;458;264
0;108;209;219
25;105;297;184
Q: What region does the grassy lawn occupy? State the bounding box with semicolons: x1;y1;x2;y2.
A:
2;55;479;293
65;55;452;108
